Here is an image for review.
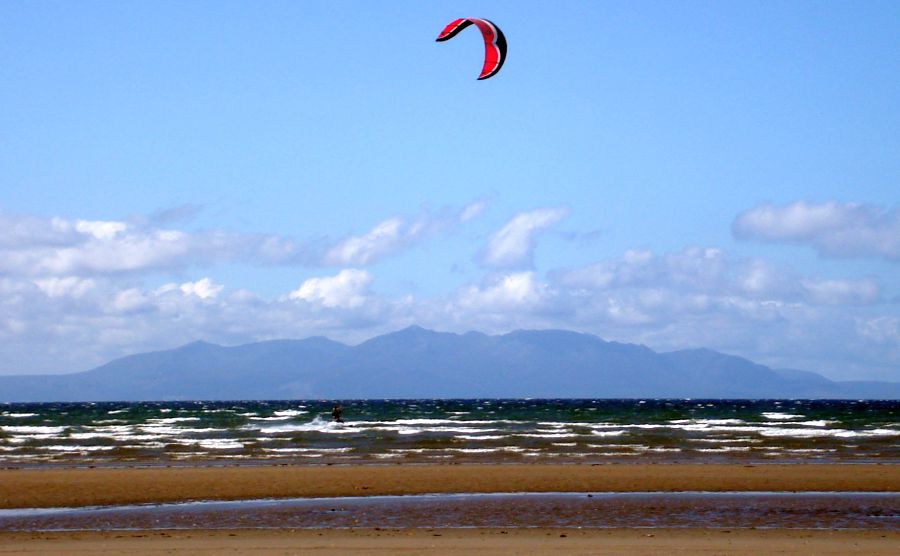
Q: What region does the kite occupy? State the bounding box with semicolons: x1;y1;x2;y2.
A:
436;18;507;80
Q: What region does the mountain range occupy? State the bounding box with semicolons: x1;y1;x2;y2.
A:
2;326;898;401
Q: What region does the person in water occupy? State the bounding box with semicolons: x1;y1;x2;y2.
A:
331;404;344;423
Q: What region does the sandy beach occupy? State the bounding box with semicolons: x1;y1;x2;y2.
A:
2;464;897;554
1;528;898;555
2;463;898;509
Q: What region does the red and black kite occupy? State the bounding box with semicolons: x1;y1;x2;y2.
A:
436;18;507;80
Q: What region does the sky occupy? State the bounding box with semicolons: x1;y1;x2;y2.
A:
1;1;899;381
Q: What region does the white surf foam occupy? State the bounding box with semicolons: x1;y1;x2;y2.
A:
454;435;506;441
669;419;746;425
273;410;308;417
795;420;837;427
145;417;201;424
258;416;356;435
514;433;581;439
762;412;805;420
759;427;898;438
1;425;67;435
173;438;244;450
41;445;116;452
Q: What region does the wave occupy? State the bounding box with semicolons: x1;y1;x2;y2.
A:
762;412;805;420
41;445;116;452
514;433;581;439
273;409;308;417
669;419;746;425
171;439;244;450
1;425;67;435
258;415;355;435
145;417;201;424
2;400;896;465
759;427;899;438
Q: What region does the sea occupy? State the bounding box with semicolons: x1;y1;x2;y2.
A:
1;399;897;467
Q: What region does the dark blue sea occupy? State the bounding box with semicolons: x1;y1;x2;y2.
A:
1;399;897;466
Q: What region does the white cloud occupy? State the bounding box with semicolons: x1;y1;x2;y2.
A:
733;201;900;261
289;269;373;308
0;247;897;381
856;317;899;345
801;278;880;306
479;207;568;269
459;200;487;222
110;288;150;313
457;272;550;310
0;206;898;382
33;276;96;299
0;203;487;277
74;219;128;240
324;218;410;266
324;203;487;267
0;213;278;276
179;278;224;299
543;247;898;379
557;246;798;300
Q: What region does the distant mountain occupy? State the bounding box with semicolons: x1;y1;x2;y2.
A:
1;327;898;401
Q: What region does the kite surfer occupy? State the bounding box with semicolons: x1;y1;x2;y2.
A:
331;403;344;423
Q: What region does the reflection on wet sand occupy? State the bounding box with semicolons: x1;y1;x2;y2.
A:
2;492;897;531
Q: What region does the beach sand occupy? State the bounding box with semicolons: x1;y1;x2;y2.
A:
1;463;897;508
1;528;898;555
1;464;897;554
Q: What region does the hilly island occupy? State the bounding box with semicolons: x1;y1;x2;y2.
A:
2;327;897;402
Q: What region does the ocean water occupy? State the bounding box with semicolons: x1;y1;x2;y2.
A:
0;399;897;466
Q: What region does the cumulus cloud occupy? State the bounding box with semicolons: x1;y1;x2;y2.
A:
288;269;373;308
0;212;305;276
801;278;880;306
542;247;897;378
856;316;900;345
556;247;883;309
0;202;486;278
458;200;488;222
324;218;415;266
177;278;225;299
733;201;900;261
479;207;568;269
74;219;128;240
0;269;396;374
1;205;897;382
33;276;97;299
324;202;486;266
457;272;551;310
0;245;897;381
557;247;800;300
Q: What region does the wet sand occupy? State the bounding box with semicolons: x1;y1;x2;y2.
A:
3;492;897;531
1;528;898;555
1;463;898;509
2;464;897;554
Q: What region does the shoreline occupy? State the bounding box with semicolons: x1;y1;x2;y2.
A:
2;463;897;509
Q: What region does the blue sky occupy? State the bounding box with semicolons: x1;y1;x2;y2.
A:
2;1;899;381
